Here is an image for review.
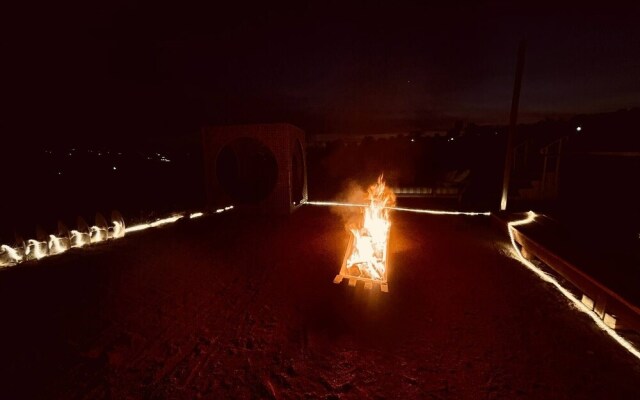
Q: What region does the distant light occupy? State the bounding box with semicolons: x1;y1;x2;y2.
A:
495;132;498;135
407;80;411;83
113;166;117;170
576;126;582;132
411;138;415;142
189;212;204;219
58;171;62;176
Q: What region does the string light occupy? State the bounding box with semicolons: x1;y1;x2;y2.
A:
1;244;23;264
3;198;637;360
508;212;640;361
308;202;640;361
124;215;184;233
389;206;490;216
306;201;490;216
1;206;235;268
306;200;368;208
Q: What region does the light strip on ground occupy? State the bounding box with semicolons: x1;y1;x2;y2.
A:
2;206;235;268
309;201;640;362
124;215;184;233
306;200;368;208
306;200;490;216
508;212;640;361
389;206;490;216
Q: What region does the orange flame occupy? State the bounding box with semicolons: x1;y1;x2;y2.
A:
345;175;395;280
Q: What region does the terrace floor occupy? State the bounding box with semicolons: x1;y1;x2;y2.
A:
1;205;639;399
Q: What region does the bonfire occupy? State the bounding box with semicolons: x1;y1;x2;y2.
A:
335;175;395;291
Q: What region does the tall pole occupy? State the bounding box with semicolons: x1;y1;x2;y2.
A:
500;40;526;211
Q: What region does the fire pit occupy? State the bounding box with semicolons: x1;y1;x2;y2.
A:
334;176;395;292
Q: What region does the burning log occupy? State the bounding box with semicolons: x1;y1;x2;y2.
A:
334;175;395;292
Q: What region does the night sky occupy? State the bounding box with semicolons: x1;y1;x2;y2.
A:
5;2;640;146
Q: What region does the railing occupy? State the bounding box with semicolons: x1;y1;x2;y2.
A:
508;220;640;333
392;187;461;198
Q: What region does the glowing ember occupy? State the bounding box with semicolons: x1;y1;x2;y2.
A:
336;175;395;290
347;176;395;279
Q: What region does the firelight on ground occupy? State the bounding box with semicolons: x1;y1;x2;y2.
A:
507;212;640;362
311;201;640;362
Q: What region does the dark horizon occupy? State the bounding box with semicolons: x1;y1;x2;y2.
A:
5;2;640;147
3;5;640;397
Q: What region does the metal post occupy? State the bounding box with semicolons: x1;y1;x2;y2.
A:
500;40;527;211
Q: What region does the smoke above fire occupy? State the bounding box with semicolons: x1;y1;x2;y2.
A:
330;176;396;229
330;180;368;228
330;175;396;289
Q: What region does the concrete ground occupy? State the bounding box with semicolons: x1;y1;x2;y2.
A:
1;205;639;399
